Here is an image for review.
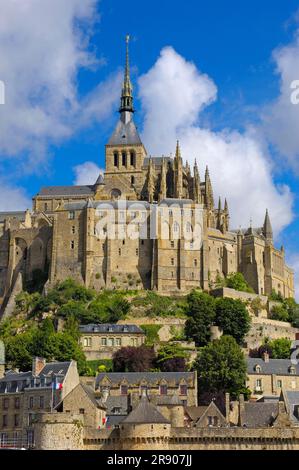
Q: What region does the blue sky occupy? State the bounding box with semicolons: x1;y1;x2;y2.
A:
0;0;299;290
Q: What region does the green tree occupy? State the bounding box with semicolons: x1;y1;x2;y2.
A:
31;318;57;360
156;343;187;372
215;298;251;344
4;331;35;370
184;291;216;346
193;335;247;399
225;272;254;293
267;338;292;359
284;298;299;327
54;332;87;374
270;304;289;322
63;314;81;341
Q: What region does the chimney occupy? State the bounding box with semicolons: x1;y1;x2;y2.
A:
225;393;230;424
32;357;46;376
239;394;245;426
101;387;110;403
262;351;270;363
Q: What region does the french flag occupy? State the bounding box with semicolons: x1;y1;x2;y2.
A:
53;381;63;390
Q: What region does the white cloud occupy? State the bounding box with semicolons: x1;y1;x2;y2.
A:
263;27;299;172
138;47;293;234
73;161;103;185
0;180;31;211
0;0;120;171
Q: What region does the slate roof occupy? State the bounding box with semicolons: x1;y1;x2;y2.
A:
159;198;194;207
155;395;184;406
108;117;142;146
247;358;299;376
79;324;144;334
143;157;172;167
106;415;126;427
40;361;72;377
122;396;170;424
96;372;195;389
242;403;278;428
0;361;72;393
0;211;26;223
80;383;106;410
285;391;299;423
37;185;95;197
185;406;207;422
104;395;129;415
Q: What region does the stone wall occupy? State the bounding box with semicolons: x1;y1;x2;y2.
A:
118;317;185;342
34;412;84;450
245;317;299;351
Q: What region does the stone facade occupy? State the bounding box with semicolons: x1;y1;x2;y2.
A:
0;40;294;316
79;324;145;360
0;358;79;448
247;355;299;399
32;392;299;450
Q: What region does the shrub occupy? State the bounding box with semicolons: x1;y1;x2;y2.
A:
271;305;289;322
141;325;161;345
225;272;254;293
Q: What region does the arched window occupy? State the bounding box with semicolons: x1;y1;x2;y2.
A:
173;222;180;233
130;151;135;167
131;175;135;185
114;152;118;167
122;151;126;166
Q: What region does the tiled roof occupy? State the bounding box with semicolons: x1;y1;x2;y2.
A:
159;198;194;207
185;406;207;422
122;395;170;424
37;185;95;197
96;372;195;388
108;118;143;146
104;395;129;415
243;402;278;428
285;391;299;423
79;324;144;334
143;157;172;166
247;358;299;376
39;361;72;377
0;211;26;223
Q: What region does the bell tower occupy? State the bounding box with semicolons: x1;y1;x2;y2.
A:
104;36;147;199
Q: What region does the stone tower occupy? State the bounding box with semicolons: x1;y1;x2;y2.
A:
103;35;147;200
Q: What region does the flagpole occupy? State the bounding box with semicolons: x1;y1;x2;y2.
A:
51;378;54;412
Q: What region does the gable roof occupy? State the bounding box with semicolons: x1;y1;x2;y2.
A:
37;185;95;197
122;395;170;424
96;372;195;388
285;391;299;423
247;358;299;376
242;402;279;428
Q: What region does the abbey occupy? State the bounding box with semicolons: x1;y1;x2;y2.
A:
0;39;294;309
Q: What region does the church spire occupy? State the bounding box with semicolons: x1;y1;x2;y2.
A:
263;209;273;242
119;35;134;118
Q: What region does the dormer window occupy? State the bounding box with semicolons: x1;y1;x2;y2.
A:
289;365;296;375
255;365;262;373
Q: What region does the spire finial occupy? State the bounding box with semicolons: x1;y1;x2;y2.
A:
119;35;134;115
175;140;181;159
